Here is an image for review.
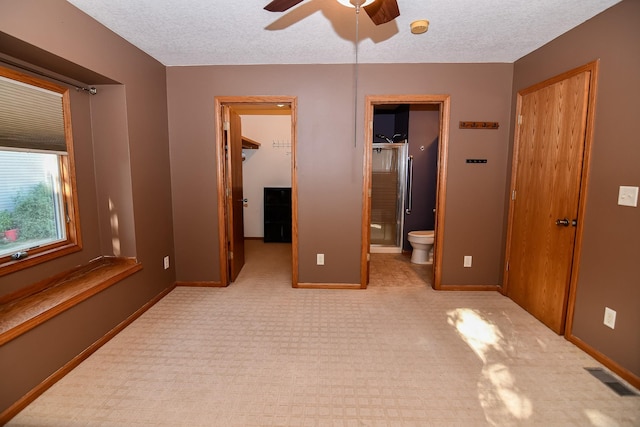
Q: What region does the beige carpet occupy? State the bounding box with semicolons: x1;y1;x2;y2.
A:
9;241;639;426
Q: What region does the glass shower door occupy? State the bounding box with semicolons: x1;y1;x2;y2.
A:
370;143;407;251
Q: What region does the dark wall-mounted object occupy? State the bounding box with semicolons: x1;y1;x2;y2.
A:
459;121;499;129
264;187;291;243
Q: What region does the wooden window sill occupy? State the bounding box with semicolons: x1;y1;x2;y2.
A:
0;256;142;346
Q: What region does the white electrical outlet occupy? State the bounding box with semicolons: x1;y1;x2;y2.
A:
163;256;170;270
603;307;616;329
463;256;472;268
316;253;324;265
618;186;639;207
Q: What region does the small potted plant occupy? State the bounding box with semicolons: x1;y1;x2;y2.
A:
0;209;18;241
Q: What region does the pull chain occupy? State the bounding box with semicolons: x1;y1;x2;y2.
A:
353;4;360;148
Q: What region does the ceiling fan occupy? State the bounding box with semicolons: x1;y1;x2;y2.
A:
264;0;400;26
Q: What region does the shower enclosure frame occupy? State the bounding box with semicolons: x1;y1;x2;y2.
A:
370;142;408;253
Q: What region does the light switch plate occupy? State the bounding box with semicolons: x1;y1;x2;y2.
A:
618;186;638;207
604;307;616;329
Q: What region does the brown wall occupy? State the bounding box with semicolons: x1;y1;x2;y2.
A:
90;85;137;257
512;0;640;378
167;63;514;286
0;0;175;414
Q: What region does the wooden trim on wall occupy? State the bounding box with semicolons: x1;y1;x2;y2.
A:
175;281;225;287
362;94;451;290
500;90;524;297
438;284;501;292
433;98;451;290
290;98;299;287
295;282;362;290
563;60;599;338
566;334;640;390
360;98;374;288
214;98;229;287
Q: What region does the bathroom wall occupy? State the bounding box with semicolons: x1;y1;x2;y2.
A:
241;114;292;238
403;105;440;251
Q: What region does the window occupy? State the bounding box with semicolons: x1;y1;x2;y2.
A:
0;66;81;276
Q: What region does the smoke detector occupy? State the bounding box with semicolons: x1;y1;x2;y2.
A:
410;20;429;34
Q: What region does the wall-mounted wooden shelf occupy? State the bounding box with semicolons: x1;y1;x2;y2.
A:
242;136;261;149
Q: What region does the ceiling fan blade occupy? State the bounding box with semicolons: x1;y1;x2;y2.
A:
363;0;400;25
264;0;306;12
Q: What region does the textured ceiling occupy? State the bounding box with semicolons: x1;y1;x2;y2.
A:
65;0;621;66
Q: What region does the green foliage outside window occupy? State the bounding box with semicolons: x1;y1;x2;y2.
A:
0;209;15;232
13;183;57;240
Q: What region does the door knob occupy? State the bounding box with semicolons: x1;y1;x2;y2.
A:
555;218;570;226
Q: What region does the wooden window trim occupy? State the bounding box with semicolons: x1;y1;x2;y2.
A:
0;66;82;277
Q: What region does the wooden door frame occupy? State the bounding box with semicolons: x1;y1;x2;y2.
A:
361;94;451;289
502;61;599;335
215;96;298;287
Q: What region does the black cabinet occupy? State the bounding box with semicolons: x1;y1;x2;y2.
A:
264;187;291;243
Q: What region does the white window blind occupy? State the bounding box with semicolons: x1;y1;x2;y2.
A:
0;75;66;153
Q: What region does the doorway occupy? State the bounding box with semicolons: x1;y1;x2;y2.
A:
503;61;598;334
361;95;451;289
215;96;298;287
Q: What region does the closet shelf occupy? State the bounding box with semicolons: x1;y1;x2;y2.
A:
242;136;261;149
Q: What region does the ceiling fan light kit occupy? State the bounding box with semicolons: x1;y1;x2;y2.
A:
411;19;429;34
336;0;376;7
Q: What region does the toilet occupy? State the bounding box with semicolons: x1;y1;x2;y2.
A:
407;230;434;264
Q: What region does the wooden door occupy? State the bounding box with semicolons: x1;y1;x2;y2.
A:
505;71;591;334
224;106;246;281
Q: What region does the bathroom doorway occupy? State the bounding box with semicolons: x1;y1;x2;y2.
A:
361;95;450;289
215;96;298;287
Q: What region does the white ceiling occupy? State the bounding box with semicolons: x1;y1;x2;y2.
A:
65;0;621;66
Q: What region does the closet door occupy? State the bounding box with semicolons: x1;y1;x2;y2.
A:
224;106;245;281
505;70;591;334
